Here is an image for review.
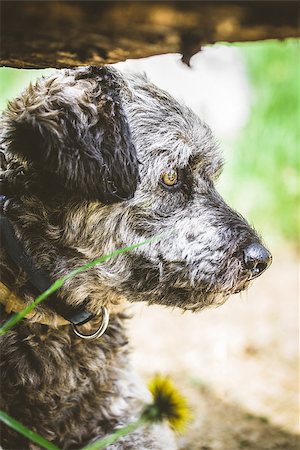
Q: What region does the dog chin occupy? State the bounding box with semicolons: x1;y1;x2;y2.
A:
182;295;227;312
177;280;251;312
162;288;229;313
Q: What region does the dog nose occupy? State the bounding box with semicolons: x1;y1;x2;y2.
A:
243;243;272;278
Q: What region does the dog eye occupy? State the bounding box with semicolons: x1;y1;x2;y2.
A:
159;168;182;191
160;169;178;186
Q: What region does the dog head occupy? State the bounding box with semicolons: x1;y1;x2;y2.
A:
1;66;272;314
116;72;272;310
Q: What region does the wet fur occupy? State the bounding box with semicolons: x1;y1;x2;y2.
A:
1;66;263;449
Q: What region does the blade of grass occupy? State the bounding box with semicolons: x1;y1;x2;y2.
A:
80;417;146;450
0;235;163;335
0;410;60;450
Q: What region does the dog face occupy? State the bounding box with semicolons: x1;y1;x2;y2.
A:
115;72;271;310
1;66;271;313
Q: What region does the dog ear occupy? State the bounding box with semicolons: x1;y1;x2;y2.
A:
2;66;138;203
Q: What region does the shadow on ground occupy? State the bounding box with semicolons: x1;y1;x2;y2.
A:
178;383;299;450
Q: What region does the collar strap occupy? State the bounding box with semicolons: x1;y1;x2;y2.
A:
0;281;68;326
0;280;110;340
0;200;94;327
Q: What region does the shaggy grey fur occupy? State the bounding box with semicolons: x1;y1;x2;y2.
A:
0;66;271;449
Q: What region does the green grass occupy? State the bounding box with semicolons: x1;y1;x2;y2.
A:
0;411;59;450
219;39;299;244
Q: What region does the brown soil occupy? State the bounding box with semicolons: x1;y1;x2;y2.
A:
127;248;299;449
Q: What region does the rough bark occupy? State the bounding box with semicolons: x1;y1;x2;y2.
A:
1;1;299;69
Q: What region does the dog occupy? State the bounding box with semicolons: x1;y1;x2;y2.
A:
0;66;272;449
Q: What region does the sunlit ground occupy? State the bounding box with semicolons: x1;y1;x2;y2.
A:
129;246;299;449
0;39;299;449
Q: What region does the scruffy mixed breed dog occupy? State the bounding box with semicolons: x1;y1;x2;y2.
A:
0;66;271;449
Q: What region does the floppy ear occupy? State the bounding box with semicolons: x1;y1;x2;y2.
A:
1;66;138;203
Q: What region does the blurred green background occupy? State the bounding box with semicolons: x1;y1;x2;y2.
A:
0;39;299;247
219;39;299;248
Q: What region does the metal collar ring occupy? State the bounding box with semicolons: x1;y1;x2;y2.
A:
72;306;109;340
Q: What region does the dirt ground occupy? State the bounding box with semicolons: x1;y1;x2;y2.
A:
127;247;299;450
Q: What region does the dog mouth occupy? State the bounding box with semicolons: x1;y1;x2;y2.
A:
164;276;252;312
228;269;253;294
182;271;253;311
132;255;266;312
231;261;269;294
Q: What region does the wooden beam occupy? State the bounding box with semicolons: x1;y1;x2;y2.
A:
1;1;299;69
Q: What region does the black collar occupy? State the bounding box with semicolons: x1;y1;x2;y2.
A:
0;196;94;327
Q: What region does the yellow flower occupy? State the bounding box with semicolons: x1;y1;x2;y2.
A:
143;375;192;433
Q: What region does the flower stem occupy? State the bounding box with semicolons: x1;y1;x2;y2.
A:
81;417;147;450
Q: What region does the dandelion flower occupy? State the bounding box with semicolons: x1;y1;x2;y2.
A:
143;374;191;433
79;375;191;449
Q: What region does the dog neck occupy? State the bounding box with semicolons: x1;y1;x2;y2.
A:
0;198;98;330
